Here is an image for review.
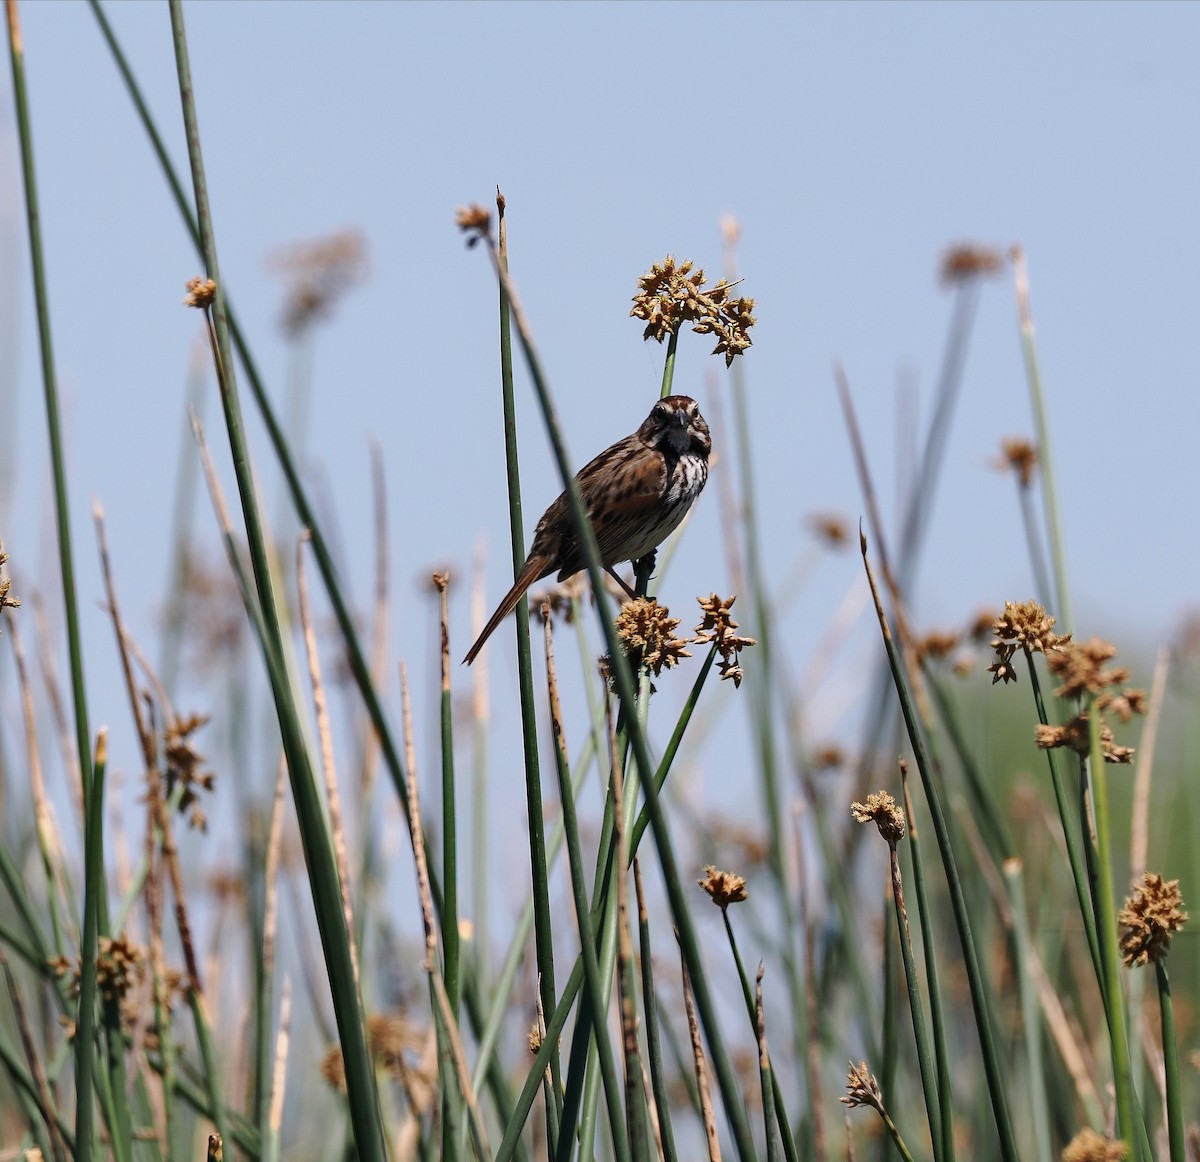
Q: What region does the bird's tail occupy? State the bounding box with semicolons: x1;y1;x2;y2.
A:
462;554;548;665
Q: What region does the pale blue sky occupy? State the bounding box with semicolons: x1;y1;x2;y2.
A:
3;2;1198;836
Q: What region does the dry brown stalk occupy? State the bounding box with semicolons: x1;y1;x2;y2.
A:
297;533;360;992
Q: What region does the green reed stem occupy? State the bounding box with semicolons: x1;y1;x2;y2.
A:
861;535;1017;1162
1023;653;1104;988
900;777;955;1162
1086;706;1135;1149
168;8;385;1158
547;665;629;1162
634;863;678;1162
659;328;679;399
720;913;798;1162
885;840;943;1162
92;48;528;1147
75;731;106;1161
494;199;560;1102
924;669;1014;865
481;235;759;1162
7;0;95;817
1155;960;1184;1162
1002;860;1052;1162
1013;254;1072;633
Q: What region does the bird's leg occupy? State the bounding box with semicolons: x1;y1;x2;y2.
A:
605;566;639;601
632;550;657;598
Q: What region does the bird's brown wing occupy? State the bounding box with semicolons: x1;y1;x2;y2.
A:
551;439;666;577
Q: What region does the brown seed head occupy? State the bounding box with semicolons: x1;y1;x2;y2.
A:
96;935;144;1002
183;277;217;309
614;597;691;677
989;600;1071;685
992;600;1071;656
695;593;756;688
807;511;851;550
839;1060;884;1114
0;541;18;623
915;630;959;664
810;743;846;771
996;437;1039;488
1034;714;1134;764
939;243;1005;286
630;255;756;366
165;712;216;831
1098;688;1147;724
527;1023;543;1054
1119;872;1187;967
697;865;748;910
430;570;451;594
850;791;906;846
1060;1128;1129;1162
1047;637;1129;700
455;204;493;247
268;229;367;335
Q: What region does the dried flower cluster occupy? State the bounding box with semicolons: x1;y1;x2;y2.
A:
1035;638;1145;764
528;574;602;627
697;865;748;910
610;597;691;678
630;255;756;367
50;935;147;1004
1034;717;1134;765
810;743;846;771
914;629;959;665
183;276;217;309
322;1012;429;1092
939;243;1004;286
0;542;18;629
807;512;850;550
839;1060;885;1113
996;436;1039;488
164;713;216;830
850;791;906;846
695;593;756;687
268;229;367;335
455;204;493;247
1118;872;1187;967
1060;1128;1129;1162
988;599;1071;684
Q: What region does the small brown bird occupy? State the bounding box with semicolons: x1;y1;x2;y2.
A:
464;394;711;664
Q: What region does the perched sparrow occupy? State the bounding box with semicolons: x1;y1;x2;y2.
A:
464;394;711;665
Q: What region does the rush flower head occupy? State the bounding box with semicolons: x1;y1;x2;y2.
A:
1047;637;1130;700
939;243;1004;286
807;511;850;550
697;865;748;910
0;542;18;624
850;791;906;846
630;255;756;366
996;437;1039;488
915;629;959;664
695;593;756;688
613;597;691;677
839;1061;884;1114
455;204;493;247
1061;1128;1129;1162
268;229;367;336
164;712;216;831
988;600;1071;684
1119;872;1187;967
183;276;217;309
1034;715;1134;764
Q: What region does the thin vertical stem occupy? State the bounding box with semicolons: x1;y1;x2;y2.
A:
168;7;384;1158
1086;708;1135;1148
6;0;95;816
